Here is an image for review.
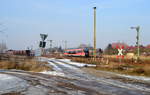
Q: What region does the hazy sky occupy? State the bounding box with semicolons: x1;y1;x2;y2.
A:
0;0;150;50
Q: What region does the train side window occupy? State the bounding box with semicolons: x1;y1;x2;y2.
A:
77;50;82;53
69;51;72;54
65;51;69;53
84;48;89;53
72;51;76;54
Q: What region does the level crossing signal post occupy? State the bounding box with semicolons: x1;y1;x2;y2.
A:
39;34;48;56
131;26;140;61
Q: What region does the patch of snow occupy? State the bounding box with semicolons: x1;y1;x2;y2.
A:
48;60;62;71
118;74;150;81
98;70;150;82
59;59;71;62
40;71;65;77
58;59;96;67
0;74;29;94
53;60;78;70
0;69;6;73
37;57;48;62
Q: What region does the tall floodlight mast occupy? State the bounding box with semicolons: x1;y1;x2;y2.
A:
93;7;97;58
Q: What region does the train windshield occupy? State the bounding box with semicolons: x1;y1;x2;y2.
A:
84;48;89;53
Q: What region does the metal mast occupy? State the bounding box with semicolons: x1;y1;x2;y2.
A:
93;7;97;58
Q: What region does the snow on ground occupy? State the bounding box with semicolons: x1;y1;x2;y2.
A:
40;57;150;82
53;59;78;70
47;60;62;71
98;70;150;82
40;71;65;77
38;57;96;68
57;59;150;82
37;57;48;62
118;74;150;81
0;74;29;94
58;59;96;67
36;58;66;77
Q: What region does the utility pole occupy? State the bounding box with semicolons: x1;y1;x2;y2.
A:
65;40;67;50
131;26;140;60
93;7;97;58
0;23;7;53
136;26;140;59
48;40;53;52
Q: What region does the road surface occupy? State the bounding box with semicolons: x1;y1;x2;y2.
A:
0;58;150;95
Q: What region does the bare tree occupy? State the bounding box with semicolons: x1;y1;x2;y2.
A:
0;42;7;53
0;23;7;53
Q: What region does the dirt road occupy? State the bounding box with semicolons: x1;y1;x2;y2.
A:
0;58;150;95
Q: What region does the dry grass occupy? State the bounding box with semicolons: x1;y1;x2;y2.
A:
91;61;150;77
70;57;150;77
1;92;21;95
130;64;150;76
0;58;52;72
104;55;150;64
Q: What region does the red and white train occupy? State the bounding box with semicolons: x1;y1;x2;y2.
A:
64;48;90;57
64;48;103;57
64;48;86;57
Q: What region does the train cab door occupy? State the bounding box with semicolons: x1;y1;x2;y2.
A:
84;48;89;57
